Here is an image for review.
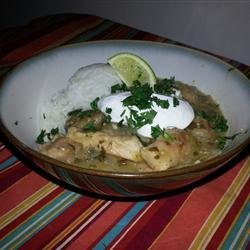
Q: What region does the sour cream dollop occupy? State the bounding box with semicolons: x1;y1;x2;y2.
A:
98;92;194;138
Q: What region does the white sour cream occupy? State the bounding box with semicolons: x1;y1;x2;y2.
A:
98;92;194;138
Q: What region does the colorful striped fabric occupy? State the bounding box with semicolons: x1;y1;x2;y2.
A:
0;14;249;249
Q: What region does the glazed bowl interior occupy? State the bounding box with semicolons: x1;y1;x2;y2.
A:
0;40;249;176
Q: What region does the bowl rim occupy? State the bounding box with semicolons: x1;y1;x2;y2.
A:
0;39;249;179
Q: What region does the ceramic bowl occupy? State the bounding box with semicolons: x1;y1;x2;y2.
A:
0;40;249;197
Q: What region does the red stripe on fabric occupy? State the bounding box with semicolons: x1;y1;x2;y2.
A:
150;159;246;249
0;162;30;192
0;148;12;162
206;178;250;249
0;171;49;216
68;202;134;248
0;16;102;66
140;33;166;42
90;25;133;41
0;186;63;238
111;192;190;249
20;195;97;249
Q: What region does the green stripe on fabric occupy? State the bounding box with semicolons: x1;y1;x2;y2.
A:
0;190;80;249
221;200;250;249
66;20;115;44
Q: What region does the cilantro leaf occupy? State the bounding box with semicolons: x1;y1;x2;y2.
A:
195;110;228;133
210;114;228;132
111;83;129;93
117;119;124;127
154;77;176;95
67;108;83;116
105;114;112;123
152;97;169;109
151;125;174;141
122;81;153;110
126;109;156;129
105;107;112;114
67;109;93;118
173;96;180;107
47;127;59;140
83;122;97;132
90;97;100;110
36;129;47;144
36;127;59;144
151;125;163;139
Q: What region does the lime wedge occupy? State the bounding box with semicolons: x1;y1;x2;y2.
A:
108;52;157;87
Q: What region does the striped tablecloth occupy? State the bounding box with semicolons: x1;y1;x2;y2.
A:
0;14;249;249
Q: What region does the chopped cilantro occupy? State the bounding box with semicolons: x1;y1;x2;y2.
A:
105;114;112;123
111;83;129;93
123;81;153;110
36;127;59;144
83;122;97;132
47;127;59;140
151;125;173;141
68;109;93;118
173;96;180;107
117;119;124;127
152;97;169;109
163;132;173;142
195;110;210;120
126;109;156;129
105;107;112;114
151;125;163;139
195;110;228;133
154;77;176;95
36;129;47;144
14;121;18;126
210;114;228;132
90;97;100;110
67;108;83;116
120;109;126;117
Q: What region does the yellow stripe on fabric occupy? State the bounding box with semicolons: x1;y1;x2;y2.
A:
189;158;250;249
0;183;57;230
6;191;79;249
43;199;104;249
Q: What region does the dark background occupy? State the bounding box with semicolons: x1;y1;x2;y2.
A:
0;0;250;65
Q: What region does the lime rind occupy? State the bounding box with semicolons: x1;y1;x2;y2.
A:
108;52;157;87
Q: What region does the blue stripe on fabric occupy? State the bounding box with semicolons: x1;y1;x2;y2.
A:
0;191;80;249
221;200;250;249
0;156;18;170
93;201;148;250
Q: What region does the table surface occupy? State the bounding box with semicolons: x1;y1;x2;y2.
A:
0;14;249;250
